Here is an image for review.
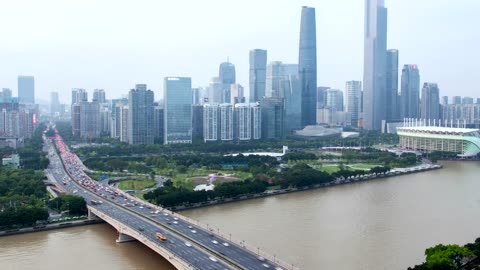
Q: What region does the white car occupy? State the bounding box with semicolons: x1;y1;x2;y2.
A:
222;242;230;247
212;240;219;244
184;242;192;247
262;263;270;268
173;221;178;224
191;230;197;234
209;256;218;262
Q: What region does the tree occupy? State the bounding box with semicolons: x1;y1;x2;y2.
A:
424;244;473;269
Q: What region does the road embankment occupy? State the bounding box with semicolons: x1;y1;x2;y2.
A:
0;219;105;237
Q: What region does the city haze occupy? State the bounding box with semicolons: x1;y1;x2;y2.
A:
0;0;478;103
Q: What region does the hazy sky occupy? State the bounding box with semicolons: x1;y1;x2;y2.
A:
0;0;479;104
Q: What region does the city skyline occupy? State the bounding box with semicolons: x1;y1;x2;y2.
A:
0;0;479;104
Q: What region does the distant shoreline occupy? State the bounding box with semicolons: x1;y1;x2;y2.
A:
0;219;104;238
174;165;442;212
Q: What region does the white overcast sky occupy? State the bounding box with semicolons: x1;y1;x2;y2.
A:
0;0;479;103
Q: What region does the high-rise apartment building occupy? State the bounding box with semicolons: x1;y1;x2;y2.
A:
18;76;35;104
93;89;106;103
164;77;192;144
153;105;164;143
363;0;388;130
345;81;362;127
0;88;13;100
219;62;236;103
249;49;267;102
462;97;474;105
109;98;128;138
128;84;154;145
441;96;449;106
299;6;317;127
421;83;440;120
386;49;399;120
400;64;420;118
452;96;462;105
233;103;261;140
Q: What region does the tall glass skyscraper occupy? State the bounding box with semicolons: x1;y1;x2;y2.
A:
400;65;420;119
219;62;236;103
345;81;362;127
299;6;317;127
421;83;440;120
18;76;35;104
386;49;399;121
164;77;192;144
363;0;387;130
128;84;154;145
249;49;267;102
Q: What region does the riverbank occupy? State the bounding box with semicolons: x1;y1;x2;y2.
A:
0;219;105;238
173;164;442;212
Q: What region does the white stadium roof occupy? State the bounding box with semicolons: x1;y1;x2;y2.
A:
397;126;480;135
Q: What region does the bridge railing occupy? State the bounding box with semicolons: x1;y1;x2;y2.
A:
114;188;299;270
88;204;199;270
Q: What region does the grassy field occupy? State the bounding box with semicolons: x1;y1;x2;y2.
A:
118;179;156;191
286;160;379;174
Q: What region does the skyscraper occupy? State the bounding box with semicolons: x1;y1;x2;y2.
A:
93;89;106;103
18;76;35;104
207;77;223;104
249;49;267;102
400;64;420;118
230;84;245;104
299;6;317;127
363;0;388;130
441;96;449;106
386;49;399;120
50;92;60;115
345;81;362;127
128;84;154;145
421;83;440;120
72;88;88;105
326;89;344;112
452;96;462;105
260;97;284;140
219;62;236;103
164;77;192;144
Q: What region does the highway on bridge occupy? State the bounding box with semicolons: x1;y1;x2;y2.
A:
45;129;295;270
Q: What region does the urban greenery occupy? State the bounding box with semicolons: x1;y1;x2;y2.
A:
408;238;480;270
0;169;49;228
48;195;87;216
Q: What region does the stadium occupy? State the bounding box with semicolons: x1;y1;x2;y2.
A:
397;126;480;157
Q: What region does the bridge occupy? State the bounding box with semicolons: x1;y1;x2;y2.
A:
45;131;297;270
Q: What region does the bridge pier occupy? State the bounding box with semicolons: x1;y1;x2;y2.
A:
87;208;100;221
116;231;136;243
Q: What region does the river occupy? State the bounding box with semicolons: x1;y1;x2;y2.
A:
1;161;479;270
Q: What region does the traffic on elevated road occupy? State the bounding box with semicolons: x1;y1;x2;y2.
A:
45;125;294;270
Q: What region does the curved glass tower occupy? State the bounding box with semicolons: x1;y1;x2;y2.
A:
299;6;317;127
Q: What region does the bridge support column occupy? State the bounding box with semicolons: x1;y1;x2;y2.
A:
116;231;136;243
87;208;100;221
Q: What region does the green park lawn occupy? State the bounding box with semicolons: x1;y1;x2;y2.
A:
118;179;156;191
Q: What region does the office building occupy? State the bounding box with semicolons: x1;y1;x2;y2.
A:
345;81;362;127
18;76;35;104
260;97;284;139
400;64;420;118
192;105;204;142
128;84;154;145
207;77;223;104
164;77;192;144
249;49;267;102
386;49;399;120
50;92;60;115
421;83;440;120
153;105;164;143
0;88;12;101
441;96;449;106
281;74;302;134
299;6;317;127
230;84;245;104
452;96;462;105
363;0;388;130
326;89;344;112
316;87;329;109
72;88;88;105
93;89;106;103
219;62;236;103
